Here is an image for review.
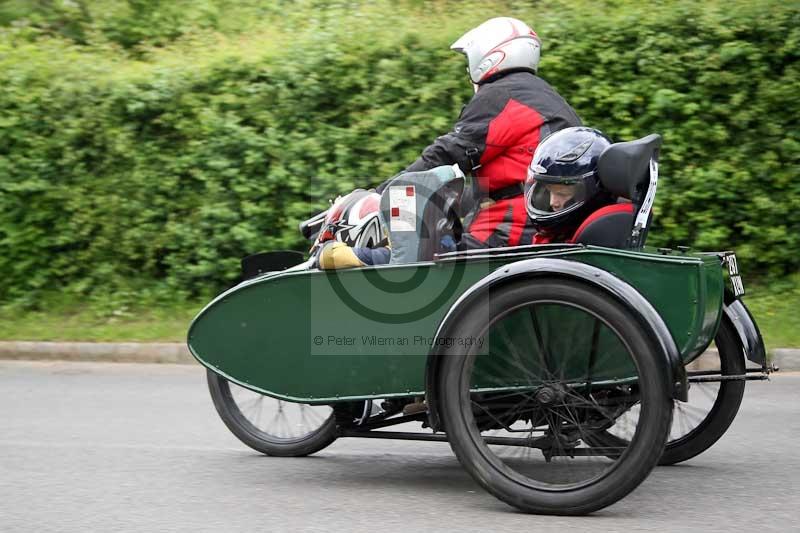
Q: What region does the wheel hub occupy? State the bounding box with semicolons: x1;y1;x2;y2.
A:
535;386;561;405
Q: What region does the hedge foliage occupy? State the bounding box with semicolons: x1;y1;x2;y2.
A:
0;0;798;307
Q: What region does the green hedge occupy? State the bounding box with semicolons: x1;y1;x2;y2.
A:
0;0;798;307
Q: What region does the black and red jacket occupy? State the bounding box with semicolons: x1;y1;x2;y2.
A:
404;71;581;247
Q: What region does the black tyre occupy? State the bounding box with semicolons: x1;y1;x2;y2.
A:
207;370;338;457
438;279;673;515
594;317;746;465
662;318;745;464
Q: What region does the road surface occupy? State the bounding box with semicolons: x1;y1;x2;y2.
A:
1;361;797;532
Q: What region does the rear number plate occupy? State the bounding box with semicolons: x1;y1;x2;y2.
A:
724;253;745;297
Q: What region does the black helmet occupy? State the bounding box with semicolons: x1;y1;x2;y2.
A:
524;126;614;236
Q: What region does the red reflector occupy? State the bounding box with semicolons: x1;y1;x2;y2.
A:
406;186;414;196
391;207;400;217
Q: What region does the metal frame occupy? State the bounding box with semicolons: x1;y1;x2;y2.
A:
629;156;659;248
687;368;770;383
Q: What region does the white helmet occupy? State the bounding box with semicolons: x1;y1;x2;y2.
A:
451;17;541;85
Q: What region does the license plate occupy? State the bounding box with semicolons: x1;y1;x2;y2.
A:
723;253;745;297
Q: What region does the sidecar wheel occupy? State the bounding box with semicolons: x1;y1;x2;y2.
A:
438;279;672;515
207;370;337;457
660;317;746;464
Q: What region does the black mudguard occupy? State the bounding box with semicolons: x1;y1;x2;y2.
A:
722;289;767;367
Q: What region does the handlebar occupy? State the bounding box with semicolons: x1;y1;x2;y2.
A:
299;210;328;241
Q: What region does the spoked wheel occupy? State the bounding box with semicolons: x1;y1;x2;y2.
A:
207;370;337;456
438;279;673;515
596;317;746;465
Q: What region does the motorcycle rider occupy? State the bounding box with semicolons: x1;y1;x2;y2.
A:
319;16;582;268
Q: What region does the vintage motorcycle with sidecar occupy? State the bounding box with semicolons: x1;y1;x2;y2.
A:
188;133;769;515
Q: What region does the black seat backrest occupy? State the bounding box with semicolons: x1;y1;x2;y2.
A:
597;134;661;202
241;250;304;279
594;133;662;248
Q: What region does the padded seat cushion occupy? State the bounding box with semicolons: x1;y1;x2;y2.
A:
569;203;635;248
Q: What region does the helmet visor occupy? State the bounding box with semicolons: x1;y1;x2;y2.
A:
526;174;588;219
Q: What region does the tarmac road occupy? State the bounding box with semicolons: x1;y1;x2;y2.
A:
1;360;798;532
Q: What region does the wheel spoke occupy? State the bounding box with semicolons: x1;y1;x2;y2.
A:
224;381;333;442
693;383;721;403
468;300;649;489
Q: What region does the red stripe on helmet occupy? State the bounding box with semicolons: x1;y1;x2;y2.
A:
358;194;380;218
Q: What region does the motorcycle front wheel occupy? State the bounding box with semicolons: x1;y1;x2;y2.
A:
206;370;338;457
